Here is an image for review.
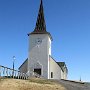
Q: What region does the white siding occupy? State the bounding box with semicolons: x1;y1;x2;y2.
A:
28;34;51;79
61;69;64;79
49;56;62;79
49;38;51;55
63;68;68;79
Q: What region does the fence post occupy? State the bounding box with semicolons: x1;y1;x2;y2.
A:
9;69;11;78
18;71;19;79
15;71;16;78
3;67;5;77
6;68;8;77
13;70;14;78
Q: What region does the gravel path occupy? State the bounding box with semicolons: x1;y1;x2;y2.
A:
56;80;90;90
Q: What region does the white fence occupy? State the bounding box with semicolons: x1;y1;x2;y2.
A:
0;65;28;80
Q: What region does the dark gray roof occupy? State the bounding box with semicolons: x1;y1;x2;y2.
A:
32;0;46;33
57;62;65;67
57;62;68;73
19;58;28;69
28;0;52;40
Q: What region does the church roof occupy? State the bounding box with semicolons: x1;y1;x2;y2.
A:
57;62;68;73
28;0;52;40
57;62;65;67
19;58;28;70
32;0;46;33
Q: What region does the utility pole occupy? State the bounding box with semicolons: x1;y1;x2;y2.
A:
12;56;16;78
80;76;82;81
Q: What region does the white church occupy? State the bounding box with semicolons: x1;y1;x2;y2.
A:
19;0;68;79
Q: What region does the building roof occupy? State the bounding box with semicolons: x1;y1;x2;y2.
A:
19;58;28;70
57;62;65;67
28;0;52;40
57;62;68;73
32;0;46;33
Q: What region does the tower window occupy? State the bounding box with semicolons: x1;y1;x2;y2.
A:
51;72;53;78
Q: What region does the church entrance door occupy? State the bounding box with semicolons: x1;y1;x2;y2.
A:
34;68;41;76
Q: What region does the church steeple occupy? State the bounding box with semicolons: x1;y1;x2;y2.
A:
29;0;52;40
35;0;46;32
32;0;46;33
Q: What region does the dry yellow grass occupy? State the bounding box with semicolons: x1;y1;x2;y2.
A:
0;78;66;90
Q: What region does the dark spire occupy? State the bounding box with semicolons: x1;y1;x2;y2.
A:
29;0;53;40
31;0;46;33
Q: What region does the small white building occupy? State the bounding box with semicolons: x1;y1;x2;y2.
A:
19;0;68;79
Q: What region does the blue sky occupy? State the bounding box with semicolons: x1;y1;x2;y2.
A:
0;0;90;82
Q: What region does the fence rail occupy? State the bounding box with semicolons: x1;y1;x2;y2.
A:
0;65;28;80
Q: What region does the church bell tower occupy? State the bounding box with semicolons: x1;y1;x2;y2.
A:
28;0;52;79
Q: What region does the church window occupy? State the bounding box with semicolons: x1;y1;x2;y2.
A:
51;72;53;78
34;68;41;75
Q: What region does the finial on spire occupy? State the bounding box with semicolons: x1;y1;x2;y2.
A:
80;76;82;81
41;0;42;4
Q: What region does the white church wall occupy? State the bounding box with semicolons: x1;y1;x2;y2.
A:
61;69;64;79
48;38;51;55
28;34;51;79
63;68;68;79
60;66;68;79
49;56;62;79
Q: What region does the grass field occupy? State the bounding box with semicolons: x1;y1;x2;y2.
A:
0;78;66;90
